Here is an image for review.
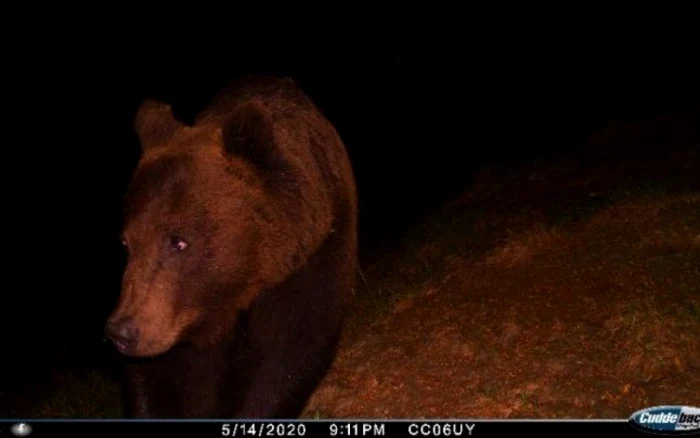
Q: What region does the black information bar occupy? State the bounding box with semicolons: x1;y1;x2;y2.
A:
0;419;679;437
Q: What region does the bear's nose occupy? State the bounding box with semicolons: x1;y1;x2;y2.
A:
105;317;140;354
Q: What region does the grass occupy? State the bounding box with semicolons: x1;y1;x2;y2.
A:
2;369;123;418
302;121;699;417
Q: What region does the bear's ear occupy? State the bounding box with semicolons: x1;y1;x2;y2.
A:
221;100;287;172
134;99;183;149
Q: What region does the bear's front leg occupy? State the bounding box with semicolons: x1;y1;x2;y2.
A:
233;328;342;419
124;345;228;418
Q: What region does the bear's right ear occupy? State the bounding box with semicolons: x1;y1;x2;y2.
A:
220;100;288;172
134;100;183;149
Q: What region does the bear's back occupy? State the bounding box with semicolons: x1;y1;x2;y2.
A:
195;76;313;124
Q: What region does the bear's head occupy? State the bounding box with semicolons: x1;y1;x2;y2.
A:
106;98;298;357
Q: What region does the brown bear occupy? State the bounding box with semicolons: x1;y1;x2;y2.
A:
105;76;358;418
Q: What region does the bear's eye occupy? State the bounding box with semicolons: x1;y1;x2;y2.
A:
169;235;189;252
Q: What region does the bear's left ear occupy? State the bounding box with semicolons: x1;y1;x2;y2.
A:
134;99;183;149
220;100;287;172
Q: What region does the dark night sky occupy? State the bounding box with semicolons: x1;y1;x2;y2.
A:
3;37;698;396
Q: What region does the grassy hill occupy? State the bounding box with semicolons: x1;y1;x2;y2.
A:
303;108;699;418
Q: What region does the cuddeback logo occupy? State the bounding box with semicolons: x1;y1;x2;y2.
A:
629;405;700;435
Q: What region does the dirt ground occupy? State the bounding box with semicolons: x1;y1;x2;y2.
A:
302;110;700;419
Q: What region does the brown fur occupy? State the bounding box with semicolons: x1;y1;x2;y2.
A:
107;76;358;418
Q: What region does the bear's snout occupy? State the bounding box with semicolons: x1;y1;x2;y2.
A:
105;317;140;355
